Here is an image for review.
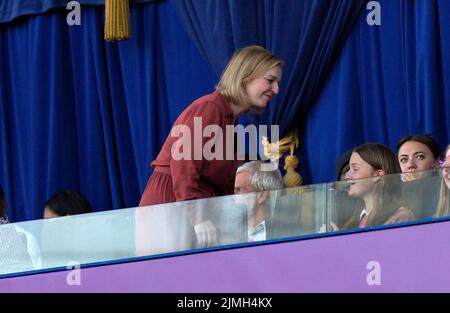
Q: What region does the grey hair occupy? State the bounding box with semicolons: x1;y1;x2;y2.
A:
236;161;284;191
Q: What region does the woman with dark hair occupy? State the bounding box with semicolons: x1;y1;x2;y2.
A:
341;143;415;229
44;190;92;218
397;134;441;219
397;134;440;181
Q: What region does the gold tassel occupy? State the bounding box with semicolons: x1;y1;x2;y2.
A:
284;155;303;187
263;131;310;230
105;0;131;41
262;130;303;188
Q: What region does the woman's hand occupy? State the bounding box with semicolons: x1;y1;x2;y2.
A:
384;207;416;225
330;221;340;231
194;219;218;247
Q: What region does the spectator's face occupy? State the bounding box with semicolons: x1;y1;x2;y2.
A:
234;171;256;194
44;206;59;219
245;66;282;112
345;152;381;198
398;141;437;181
234;171;257;210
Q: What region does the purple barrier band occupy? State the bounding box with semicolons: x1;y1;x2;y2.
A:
1;219;449;292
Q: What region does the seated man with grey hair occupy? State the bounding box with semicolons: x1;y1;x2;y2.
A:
234;161;284;242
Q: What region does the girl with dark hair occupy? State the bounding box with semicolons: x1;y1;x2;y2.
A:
44;190;92;218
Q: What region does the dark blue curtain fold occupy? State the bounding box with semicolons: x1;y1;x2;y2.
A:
0;2;217;221
169;0;367;137
304;0;450;183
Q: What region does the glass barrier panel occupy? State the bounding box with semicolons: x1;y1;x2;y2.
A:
397;168;441;219
135;182;328;252
327;168;445;232
0;208;136;273
0;183;328;276
1;168;449;277
267;184;327;239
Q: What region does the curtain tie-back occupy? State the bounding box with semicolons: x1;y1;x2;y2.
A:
262;130;303;187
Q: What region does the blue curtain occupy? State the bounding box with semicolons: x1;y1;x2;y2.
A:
0;2;217;221
304;0;450;183
2;0;450;221
169;0;366;137
170;0;366;184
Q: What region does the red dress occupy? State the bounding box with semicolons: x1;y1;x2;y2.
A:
139;90;242;222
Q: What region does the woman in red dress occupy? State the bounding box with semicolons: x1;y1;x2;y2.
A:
137;45;283;249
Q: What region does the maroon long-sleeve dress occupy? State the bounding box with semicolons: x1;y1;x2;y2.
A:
139;90;242;216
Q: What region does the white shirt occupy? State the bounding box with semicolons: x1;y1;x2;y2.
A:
360;209;369;220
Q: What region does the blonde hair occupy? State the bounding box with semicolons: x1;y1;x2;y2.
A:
217;45;283;106
436;144;450;217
